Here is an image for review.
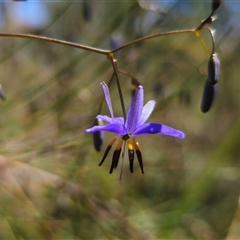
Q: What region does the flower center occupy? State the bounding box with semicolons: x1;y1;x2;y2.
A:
122;134;130;141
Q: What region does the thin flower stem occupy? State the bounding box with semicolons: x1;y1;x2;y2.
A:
108;54;126;121
119;141;126;181
204;26;216;54
111;29;194;53
0;33;109;55
118;69;135;79
0;30;195;55
0;29;211;61
0;28;213;74
118;70;141;88
193;7;216;57
195;11;213;32
194;25;216;59
194;31;211;59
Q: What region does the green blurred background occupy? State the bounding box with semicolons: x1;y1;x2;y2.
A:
0;1;239;239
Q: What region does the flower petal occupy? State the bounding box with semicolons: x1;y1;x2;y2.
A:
85;123;124;135
139;100;156;125
101;82;114;118
125;85;144;133
96;115;124;125
132;123;185;139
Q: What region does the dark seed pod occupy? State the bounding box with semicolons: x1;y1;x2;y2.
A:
211;0;221;12
208;54;220;85
82;1;92;22
200;79;216;113
92;118;104;152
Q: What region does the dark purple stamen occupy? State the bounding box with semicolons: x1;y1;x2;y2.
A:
99;145;111;166
128;150;134;173
136;150;144;174
109;149;121;174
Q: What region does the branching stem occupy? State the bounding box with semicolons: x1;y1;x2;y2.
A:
0;33;109;55
0;29;196;55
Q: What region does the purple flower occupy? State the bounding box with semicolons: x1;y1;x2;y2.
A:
86;82;185;178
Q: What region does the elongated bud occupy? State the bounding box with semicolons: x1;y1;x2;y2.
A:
211;0;221;12
82;1;92;22
92;118;104;152
200;79;215;113
208;54;220;85
110;33;122;50
0;84;6;101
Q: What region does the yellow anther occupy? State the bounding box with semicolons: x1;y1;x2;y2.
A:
127;139;134;150
132;137;141;151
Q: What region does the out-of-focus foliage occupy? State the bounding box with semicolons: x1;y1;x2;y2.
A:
0;1;239;239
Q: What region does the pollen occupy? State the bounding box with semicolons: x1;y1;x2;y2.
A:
127;139;134;150
132;137;141;151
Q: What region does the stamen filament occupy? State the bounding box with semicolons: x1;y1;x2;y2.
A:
119;141;126;180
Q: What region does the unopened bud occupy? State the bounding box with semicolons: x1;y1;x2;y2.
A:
200;79;216;113
82;1;92;22
110;33;122;50
0;84;6;101
208;54;220;85
211;0;221;12
92;118;104;152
